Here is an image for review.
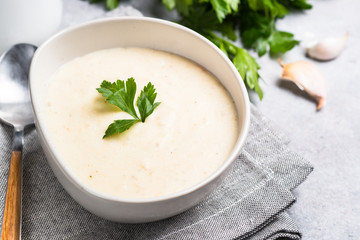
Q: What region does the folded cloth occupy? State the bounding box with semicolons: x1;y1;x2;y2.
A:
0;106;313;240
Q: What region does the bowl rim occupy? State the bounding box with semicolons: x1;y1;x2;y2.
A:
30;16;250;204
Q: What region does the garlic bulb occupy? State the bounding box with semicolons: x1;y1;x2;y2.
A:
306;33;349;61
278;59;326;110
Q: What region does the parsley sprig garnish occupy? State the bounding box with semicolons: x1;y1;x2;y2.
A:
97;78;160;138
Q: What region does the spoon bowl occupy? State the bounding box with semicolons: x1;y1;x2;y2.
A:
0;43;37;239
0;44;36;129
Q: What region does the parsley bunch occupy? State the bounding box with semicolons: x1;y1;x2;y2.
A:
161;0;312;99
89;0;311;99
97;78;160;138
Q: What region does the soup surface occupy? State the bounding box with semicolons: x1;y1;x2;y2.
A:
45;48;238;198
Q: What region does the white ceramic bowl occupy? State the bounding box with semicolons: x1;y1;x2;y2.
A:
29;17;250;223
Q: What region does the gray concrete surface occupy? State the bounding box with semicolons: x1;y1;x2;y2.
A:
255;1;360;239
61;0;360;239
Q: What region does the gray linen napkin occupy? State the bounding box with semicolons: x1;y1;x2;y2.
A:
0;106;313;240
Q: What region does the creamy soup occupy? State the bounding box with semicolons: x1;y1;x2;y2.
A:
45;48;238;198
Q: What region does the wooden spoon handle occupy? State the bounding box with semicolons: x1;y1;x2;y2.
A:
1;151;22;240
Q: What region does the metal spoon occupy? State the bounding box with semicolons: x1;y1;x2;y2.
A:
0;44;37;240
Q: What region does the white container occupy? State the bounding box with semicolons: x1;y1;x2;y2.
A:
29;17;250;223
0;0;63;54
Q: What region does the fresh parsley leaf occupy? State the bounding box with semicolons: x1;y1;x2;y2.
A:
198;0;239;22
254;38;269;56
174;0;194;16
218;20;237;41
219;41;228;56
240;11;272;51
103;119;140;138
180;5;220;33
162;0;176;10
247;0;288;19
106;0;119;10
233;48;263;99
239;10;299;56
278;0;312;10
205;32;263;99
97;78;160;138
228;0;240;12
137;82;161;122
268;30;299;54
98;78;139;119
97;80;124;97
209;0;232;22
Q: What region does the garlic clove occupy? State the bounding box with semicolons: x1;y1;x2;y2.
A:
306;33;349;61
278;59;326;110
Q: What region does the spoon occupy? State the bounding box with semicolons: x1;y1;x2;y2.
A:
0;44;37;240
